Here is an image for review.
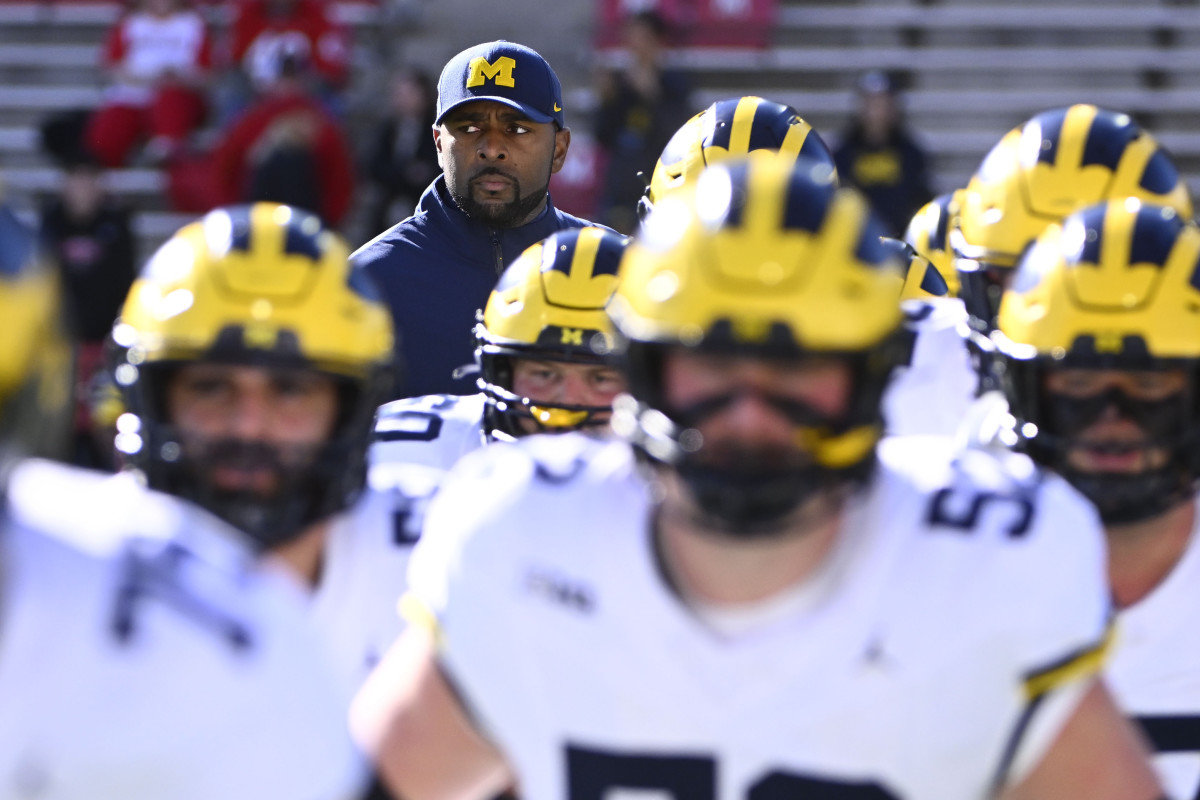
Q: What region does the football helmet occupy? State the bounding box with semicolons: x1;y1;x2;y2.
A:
110;203;396;549
638;95;837;222
474;226;628;439
952;105;1192;335
881;236;950;301
611;152;911;532
904;189;962;296
0;205;72;468
994;199;1200;523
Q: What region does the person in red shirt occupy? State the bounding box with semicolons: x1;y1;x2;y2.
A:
168;44;354;226
85;0;211;167
219;0;349;122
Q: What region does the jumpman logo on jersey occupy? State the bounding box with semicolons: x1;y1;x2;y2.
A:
525;568;595;614
861;633;896;671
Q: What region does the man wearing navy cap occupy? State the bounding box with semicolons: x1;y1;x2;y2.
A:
352;41;606;399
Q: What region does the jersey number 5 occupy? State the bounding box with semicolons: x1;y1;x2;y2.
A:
926;486;1034;538
567;745;899;799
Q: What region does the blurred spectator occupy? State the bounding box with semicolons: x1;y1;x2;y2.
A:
833;70;933;237
37;154;135;469
592;10;693;234
361;66;440;238
217;0;351;125
84;0;211;168
39;109;94;169
168;44;356;228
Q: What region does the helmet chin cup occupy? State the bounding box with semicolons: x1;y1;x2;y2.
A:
675;458;833;536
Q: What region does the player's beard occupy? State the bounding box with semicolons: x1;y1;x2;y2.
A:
451;166;550;228
174;437;323;550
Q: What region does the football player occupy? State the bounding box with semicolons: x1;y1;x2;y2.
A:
952;104;1193;434
370;225;629;472
993;199;1200;799
109;202;419;691
0;205;365;795
352;153;1160;800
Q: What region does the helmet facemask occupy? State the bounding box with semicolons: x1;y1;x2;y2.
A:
116;349;392;552
615;331;911;537
1004;355;1200;525
476;330;618;441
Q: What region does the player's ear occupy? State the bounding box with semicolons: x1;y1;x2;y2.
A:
551;126;571;174
434;126;447;170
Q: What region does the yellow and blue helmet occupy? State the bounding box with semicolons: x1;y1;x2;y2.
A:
110;203;396;548
994;199;1200;523
612;152;911;531
952;104;1193;334
474;226;628;438
880;236;950;301
639;95;837;222
0;205;72;468
904;189;963;296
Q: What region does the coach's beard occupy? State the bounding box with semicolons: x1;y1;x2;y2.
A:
453;168;549;228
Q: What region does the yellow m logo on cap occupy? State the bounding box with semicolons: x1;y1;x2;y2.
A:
560;328;584;346
467;56;516;89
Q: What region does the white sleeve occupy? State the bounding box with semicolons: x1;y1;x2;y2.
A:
994;473;1115;788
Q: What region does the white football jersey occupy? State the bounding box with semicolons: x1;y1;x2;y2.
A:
407;434;1113;800
370;393;487;472
310;463;443;690
885;298;978;438
1106;496;1200;800
0;459;365;800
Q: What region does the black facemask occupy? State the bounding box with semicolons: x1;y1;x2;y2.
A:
1039;385;1198;524
665;391;852;536
149;430;353;551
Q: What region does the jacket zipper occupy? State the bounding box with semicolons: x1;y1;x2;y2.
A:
489;230;505;275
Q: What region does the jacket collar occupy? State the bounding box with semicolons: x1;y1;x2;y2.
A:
417;174;564;267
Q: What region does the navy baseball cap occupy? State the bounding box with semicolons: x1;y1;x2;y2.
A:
436;41;565;128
